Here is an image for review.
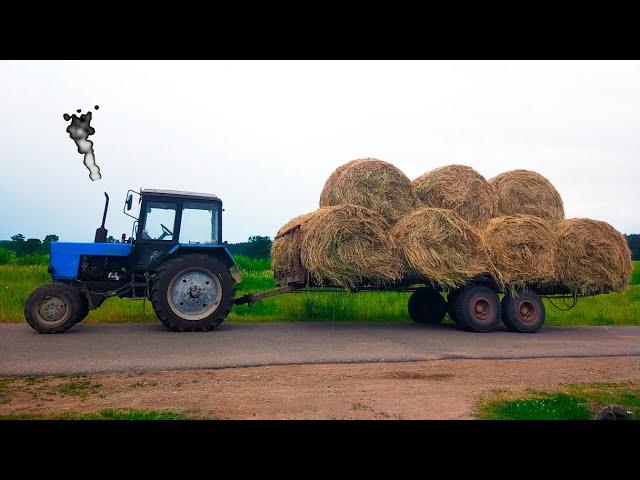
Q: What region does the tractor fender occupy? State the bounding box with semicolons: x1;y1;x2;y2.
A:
167;244;241;283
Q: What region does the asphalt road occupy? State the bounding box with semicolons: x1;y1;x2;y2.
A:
1;322;639;375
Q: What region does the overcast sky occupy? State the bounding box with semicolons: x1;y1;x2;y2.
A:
0;60;638;243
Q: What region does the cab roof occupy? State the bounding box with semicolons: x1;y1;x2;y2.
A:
140;189;220;202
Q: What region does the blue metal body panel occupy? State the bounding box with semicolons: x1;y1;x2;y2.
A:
50;242;133;280
168;244;237;267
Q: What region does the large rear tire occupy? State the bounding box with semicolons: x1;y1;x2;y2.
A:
24;282;84;334
408;288;447;324
501;289;545;333
151;254;235;332
452;284;501;332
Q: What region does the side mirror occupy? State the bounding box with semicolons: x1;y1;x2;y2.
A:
126;194;133;211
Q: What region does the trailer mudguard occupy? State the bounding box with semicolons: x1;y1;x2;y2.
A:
49;242;132;280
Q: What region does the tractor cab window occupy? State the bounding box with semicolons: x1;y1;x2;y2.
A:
141;201;177;241
180;201;220;244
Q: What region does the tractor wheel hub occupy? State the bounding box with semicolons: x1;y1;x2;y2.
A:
168;268;222;320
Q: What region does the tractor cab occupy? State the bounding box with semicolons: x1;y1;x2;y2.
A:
124;189;225;271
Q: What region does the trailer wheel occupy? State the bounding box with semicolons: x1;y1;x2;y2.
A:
447;289;460;324
501;289;545;333
151;254;235;332
408;288;447;324
24;282;84;334
452;284;500;332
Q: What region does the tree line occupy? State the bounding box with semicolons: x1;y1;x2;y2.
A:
2;233;638;264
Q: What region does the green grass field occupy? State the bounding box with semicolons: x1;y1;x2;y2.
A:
1;261;638;326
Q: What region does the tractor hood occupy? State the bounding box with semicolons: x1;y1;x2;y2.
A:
49;242;132;280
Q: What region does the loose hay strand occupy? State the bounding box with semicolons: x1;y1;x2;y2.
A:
489;169;564;221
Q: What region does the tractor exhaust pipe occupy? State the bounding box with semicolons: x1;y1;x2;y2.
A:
94;192;109;243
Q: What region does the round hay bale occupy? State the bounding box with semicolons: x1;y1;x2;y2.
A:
556;218;632;295
392;208;492;289
412;165;497;227
319;158;418;225
489;169;564;221
482;215;558;289
300;204;401;291
271;211;316;276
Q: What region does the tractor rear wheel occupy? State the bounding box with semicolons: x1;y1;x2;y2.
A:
451;284;501;332
24;282;84;334
408;287;447;324
501;289;545;333
151;254;235;332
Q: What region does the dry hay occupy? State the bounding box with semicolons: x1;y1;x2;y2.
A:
392;207;492;289
319;158;418;225
556;218;632;295
300;204;402;291
411;165;497;227
489;169;564;221
482;215;558;289
271;211;316;277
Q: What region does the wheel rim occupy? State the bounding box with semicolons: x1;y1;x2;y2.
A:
516;299;537;323
35;295;70;326
471;296;493;324
167;268;222;321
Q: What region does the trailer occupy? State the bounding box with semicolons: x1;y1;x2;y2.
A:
234;224;583;333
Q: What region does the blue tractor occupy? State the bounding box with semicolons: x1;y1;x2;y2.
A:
25;189;242;333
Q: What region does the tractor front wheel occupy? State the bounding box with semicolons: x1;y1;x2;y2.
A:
151;254;235;332
24;282;84;334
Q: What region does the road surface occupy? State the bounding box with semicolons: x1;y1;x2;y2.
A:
1;322;639;375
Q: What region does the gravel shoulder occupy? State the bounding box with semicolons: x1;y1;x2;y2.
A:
1;356;638;419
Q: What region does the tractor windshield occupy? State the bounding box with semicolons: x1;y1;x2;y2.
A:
141;201;177;241
180;201;220;244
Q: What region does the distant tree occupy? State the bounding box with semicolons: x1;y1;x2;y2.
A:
106;235;117;243
227;235;272;259
23;238;43;255
43;234;59;245
11;234;25;243
627;234;639;261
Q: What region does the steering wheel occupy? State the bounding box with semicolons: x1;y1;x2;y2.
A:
158;223;173;240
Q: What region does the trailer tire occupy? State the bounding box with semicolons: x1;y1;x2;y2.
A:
151;254;235;332
408;288;447;324
24;282;84;334
447;289;460;324
452;284;501;332
501;290;545;333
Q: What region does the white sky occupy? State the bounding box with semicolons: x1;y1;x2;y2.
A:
0;60;638;243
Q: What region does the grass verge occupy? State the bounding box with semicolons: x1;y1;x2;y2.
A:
476;381;640;420
1;262;638;325
0;409;191;420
